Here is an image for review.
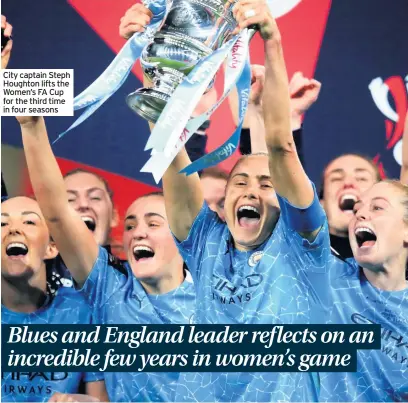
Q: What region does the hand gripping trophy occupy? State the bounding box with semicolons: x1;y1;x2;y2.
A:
126;0;240;123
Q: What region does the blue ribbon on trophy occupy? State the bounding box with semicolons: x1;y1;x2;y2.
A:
180;42;251;175
58;0;267;182
144;30;248;153
53;0;171;143
141;29;251;182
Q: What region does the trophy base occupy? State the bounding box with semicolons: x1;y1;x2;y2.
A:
127;67;185;123
126;88;170;124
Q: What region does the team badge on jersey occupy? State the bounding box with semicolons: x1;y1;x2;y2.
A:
248;251;264;267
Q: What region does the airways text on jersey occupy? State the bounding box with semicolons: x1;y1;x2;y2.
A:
352;313;408;367
212;273;263;304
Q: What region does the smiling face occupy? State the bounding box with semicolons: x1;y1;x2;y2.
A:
64;171;117;246
123;195;184;281
322;155;379;237
349;182;408;272
224;155;280;251
1;197;57;282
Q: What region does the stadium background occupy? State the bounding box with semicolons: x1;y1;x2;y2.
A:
1;0;407;256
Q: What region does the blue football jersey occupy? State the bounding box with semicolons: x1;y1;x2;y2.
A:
2;288;102;402
320;257;408;402
173;188;331;402
79;246;195;402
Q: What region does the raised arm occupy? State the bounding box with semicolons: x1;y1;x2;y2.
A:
18;117;98;286
229;65;320;159
228;65;266;153
400;110;408;183
119;4;204;241
289;72;321;131
163;150;204;241
233;0;322;239
263;37;313;204
245;65;267;153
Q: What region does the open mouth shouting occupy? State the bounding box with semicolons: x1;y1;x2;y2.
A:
81;216;96;232
355;227;377;249
338;194;358;212
133;245;155;263
237;205;261;230
6;242;29;259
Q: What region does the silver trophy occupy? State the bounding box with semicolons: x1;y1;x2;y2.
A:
126;0;239;123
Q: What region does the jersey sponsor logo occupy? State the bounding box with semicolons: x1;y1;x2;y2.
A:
212;292;252;305
2;384;53;396
2;372;69;381
212;273;263;304
351;313;408;367
2;372;69;397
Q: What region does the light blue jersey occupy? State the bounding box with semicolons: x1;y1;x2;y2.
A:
320;257;408;402
173;188;331;402
1;288;102;402
79;246;195;402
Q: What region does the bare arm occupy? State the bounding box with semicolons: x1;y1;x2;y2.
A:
263;39;313;205
152;45;216;241
264;42;321;239
228;65;266;151
140;91;203;243
228;87;251;128
48;384;108;402
244;65;267;152
229;66;320;155
19;117;98;286
400;110;408;183
148;119;203;241
47;381;108;402
247;104;267;152
263;43;322;240
163;148;204;241
289;71;321;131
86;380;110;402
234;0;320;240
143;65;204;242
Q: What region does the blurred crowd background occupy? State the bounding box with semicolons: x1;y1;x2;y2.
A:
1;0;407;258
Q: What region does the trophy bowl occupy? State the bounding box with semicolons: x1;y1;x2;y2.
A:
126;0;238;123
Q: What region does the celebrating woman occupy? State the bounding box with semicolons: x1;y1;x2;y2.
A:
17;113;194;402
159;0;331;401
320;180;408;402
1;196;107;402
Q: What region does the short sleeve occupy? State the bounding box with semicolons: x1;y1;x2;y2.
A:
172;202;222;282
75;246;125;309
